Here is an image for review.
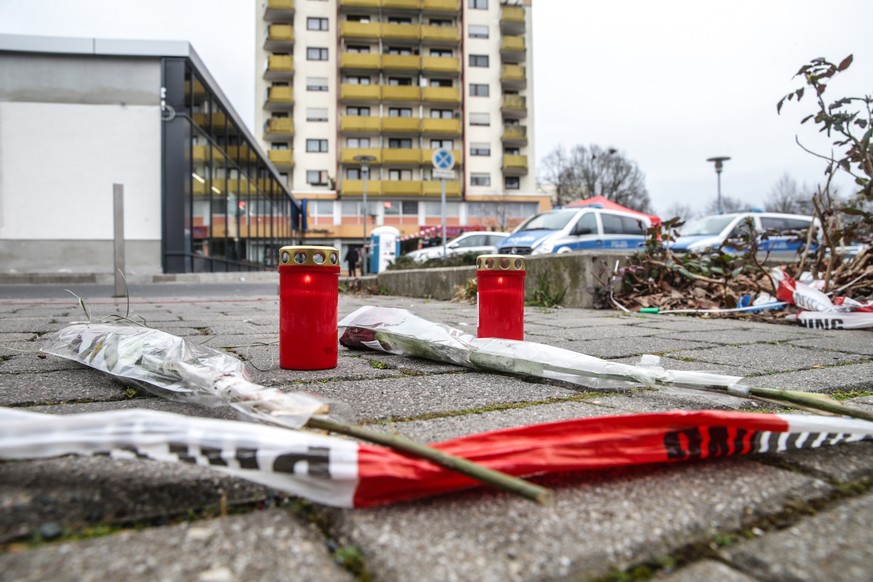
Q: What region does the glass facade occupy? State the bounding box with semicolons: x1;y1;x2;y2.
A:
162;58;302;273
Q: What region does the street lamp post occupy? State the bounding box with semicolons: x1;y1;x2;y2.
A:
354;154;376;275
706;156;731;215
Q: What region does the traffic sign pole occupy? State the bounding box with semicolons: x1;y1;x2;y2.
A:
431;148;456;260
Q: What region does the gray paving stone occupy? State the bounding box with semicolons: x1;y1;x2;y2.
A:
0;368;135;406
723;492;873;582
545;336;719;359
744;362;873;393
327;461;830;582
0;509;353;582
663;559;759;582
759;440;873;483
0;455;275;543
790;333;873;356
672;329;809;345
670;344;866;374
0;352;93;373
301;372;579;422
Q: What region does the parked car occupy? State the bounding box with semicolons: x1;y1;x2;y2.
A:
668;212;819;259
405;231;509;262
496;207;651;255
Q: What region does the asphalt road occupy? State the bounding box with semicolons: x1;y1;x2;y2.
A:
0;282;279;301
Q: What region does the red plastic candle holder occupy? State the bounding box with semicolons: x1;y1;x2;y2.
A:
278;245;341;370
476;254;526;340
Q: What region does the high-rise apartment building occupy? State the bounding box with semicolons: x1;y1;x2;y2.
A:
255;0;548;262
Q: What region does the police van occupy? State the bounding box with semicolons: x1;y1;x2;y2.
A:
668;212;818;259
496;207;651;255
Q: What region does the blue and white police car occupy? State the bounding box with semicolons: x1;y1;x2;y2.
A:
496;207;651;255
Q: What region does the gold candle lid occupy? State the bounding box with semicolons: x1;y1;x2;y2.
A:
278;246;340;268
477;254;526;272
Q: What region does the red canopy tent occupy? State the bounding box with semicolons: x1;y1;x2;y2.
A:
565;196;661;227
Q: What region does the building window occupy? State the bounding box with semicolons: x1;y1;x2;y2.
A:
505;177;520;190
347;137;371;148
430;48;452;57
505;147;520;155
346;76;371;85
468;0;488;9
346;14;370;23
307;47;329;61
346;45;370;54
431;139;453;149
309;199;334;217
388;107;413;118
425;201;459;217
307;17;329;31
388;138;413;149
306;108;328;122
429;18;453;27
347;106;371;116
429;109;453;119
387;76;414;86
306;77;328;91
306;139;329;153
388;169;413;181
388;16;413;24
469;83;489;97
346;168;362;180
469;54;489;68
468;24;489;38
471;173;491;186
429;78;453;87
469;112;491;126
385;46;414;55
470;143;490;156
306;170;328;185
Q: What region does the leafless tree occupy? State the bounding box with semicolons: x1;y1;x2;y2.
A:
663;202;697;223
703;195;745;215
539;144;652;212
765;173;814;214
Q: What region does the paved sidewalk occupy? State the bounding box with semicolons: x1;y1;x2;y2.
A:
1;289;872;581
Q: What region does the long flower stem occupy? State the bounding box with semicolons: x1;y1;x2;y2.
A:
307;417;552;505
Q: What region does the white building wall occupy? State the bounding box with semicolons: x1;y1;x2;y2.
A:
0;101;162;274
463;3;503;197
293;2;338;193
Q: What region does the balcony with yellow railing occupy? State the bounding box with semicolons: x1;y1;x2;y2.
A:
341;179;383;196
422;86;460;104
500;35;525;62
340;21;382;40
503;154;529;176
421;118;461;135
382;85;421;102
340;84;381;101
501;94;527;118
265;86;294;111
381;0;421;10
381;148;423;164
340;147;382;164
421;25;460;44
423;148;462;167
339;0;380;8
264;24;294;51
500;5;526;34
501;125;528;146
421;56;460;75
422;0;459;13
340;52;381;70
381;54;421;71
381;23;421;41
264;0;294;22
340;115;382;133
264;117;294;140
501;64;527;88
268;149;294;169
382;180;423;196
264;55;293;80
422;180;462;197
381;117;421;133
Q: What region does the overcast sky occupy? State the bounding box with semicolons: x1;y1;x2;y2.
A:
1;0;870;216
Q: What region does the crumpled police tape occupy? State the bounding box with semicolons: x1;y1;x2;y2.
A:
2;406;872;508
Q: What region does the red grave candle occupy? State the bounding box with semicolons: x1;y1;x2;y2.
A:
278;245;340;370
476;254;526;340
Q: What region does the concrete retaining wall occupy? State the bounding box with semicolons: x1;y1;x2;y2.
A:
376;251;634;308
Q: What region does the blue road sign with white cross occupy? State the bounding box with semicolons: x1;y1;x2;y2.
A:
432;148;455;170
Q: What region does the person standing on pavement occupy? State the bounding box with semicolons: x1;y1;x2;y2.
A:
345;246;360;277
